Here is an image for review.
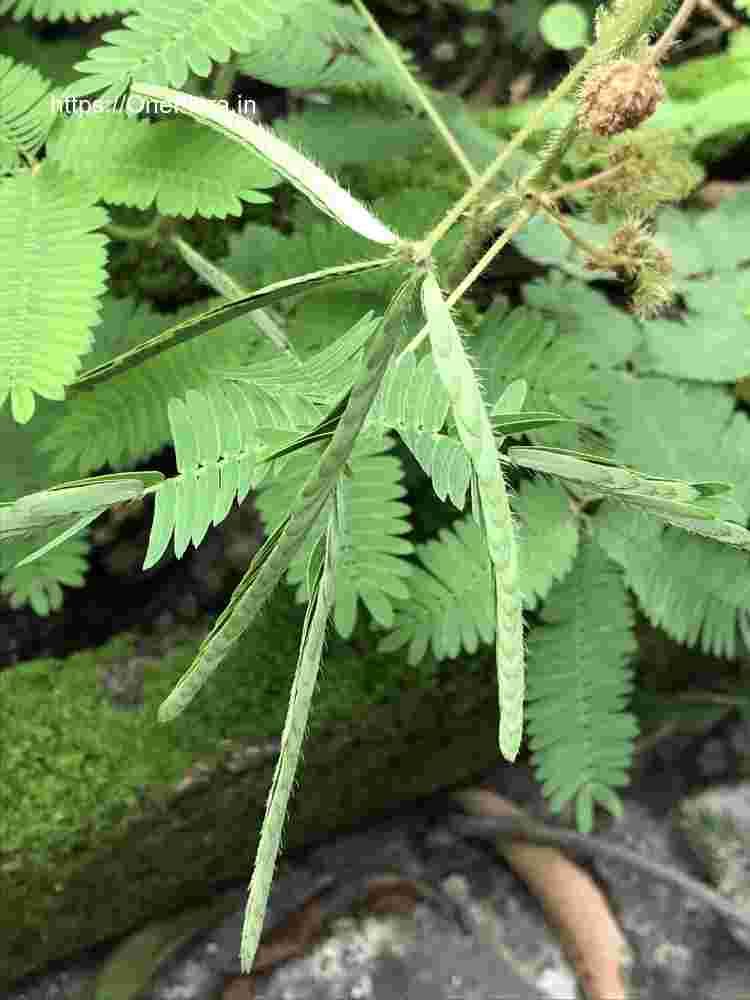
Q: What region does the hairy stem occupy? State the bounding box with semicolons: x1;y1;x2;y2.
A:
416;0;676;268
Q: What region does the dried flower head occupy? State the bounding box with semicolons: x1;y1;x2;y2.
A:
578;59;665;136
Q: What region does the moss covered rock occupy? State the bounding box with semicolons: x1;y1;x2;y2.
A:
1;584;499;989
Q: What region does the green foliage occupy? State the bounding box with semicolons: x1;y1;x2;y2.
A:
4;0;750;972
367;351;472;508
0;0;134;21
46;113;280;218
471;300;615;451
63;0;298;103
277;99;435;170
0;23;91;87
606;375;750;519
634;193;750;381
595;506;750;659
652;27;750;156
378;513;496;665
233;0;411;102
256;429;413;637
143;311;381;571
1;534;88;614
378;476;579;659
0;162;108;424
525;538;638;832
522;273;641;367
0;56;56;170
512;477;579;610
40;296;266;475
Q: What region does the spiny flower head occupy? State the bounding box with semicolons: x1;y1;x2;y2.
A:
578;58;665;136
606;215;675;319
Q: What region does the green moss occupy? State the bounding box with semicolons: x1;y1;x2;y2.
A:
1;580;500;988
0;585;446;864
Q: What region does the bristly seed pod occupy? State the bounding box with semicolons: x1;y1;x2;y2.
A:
578;59;665;136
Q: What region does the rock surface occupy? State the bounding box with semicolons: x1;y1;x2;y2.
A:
9;756;750;1000
0;582;504;989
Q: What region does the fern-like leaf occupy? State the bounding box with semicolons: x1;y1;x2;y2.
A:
0;56;56;169
379;480;580;663
143;380;322;570
216;310;381;407
0;161;108;424
255;429;413;638
1;533;88;614
595;505;750;659
234;0;409;101
367;351;472;509
63;0;297;103
143;311;381;568
46;113;280;218
0;0;134;21
472;301;614;451
525;538;638;833
377;514;495;665
512;477;579;611
40;296;262;476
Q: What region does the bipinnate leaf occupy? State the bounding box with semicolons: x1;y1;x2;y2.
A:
46;113;281;219
0;162;108;424
0;55;56;166
1;534;88;615
255;430;413;638
596;505;750;658
526;539;638;826
62;0;296;102
142;373;325;571
366;351;472;509
156;275;420;724
1;0;135;21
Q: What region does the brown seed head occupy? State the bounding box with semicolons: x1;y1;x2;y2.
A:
579;60;665;137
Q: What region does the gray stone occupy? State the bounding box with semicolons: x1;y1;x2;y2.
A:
676;782;750;950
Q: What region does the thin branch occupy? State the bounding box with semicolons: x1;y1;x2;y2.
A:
351;0;479;183
448;812;750;936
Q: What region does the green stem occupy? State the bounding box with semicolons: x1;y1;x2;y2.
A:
401;207;535;356
414;44;601;261
351;0;479;182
